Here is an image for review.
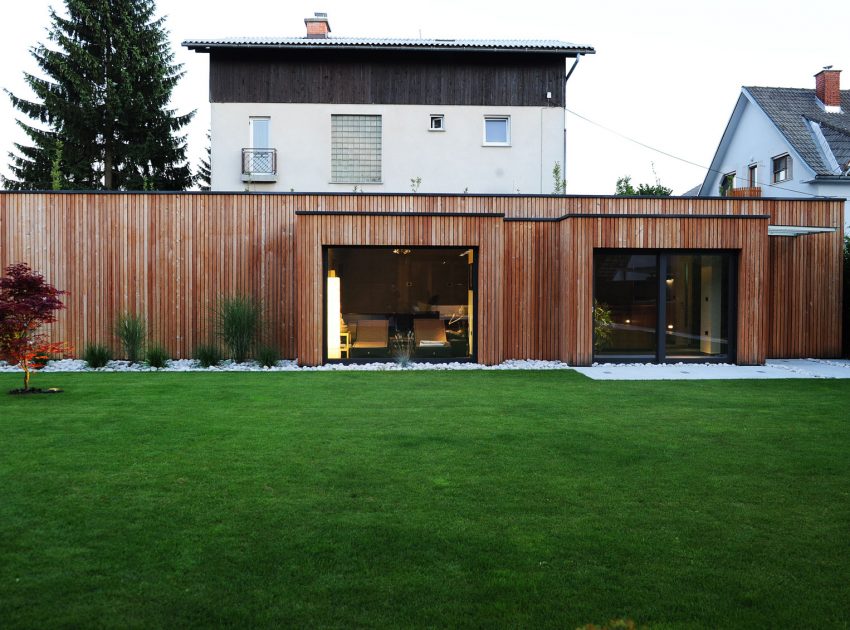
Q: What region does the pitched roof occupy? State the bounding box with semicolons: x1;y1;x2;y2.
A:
743;86;850;176
183;36;594;56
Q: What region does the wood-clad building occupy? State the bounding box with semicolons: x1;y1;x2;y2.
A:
0;192;842;366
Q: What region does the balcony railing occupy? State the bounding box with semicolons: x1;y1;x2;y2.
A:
728;186;761;197
241;148;277;182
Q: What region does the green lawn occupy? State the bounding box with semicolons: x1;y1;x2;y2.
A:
1;371;849;629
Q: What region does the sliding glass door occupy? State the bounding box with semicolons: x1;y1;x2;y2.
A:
593;250;736;363
665;254;731;359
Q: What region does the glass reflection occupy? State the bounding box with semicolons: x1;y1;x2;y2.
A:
665;254;729;358
593;253;658;357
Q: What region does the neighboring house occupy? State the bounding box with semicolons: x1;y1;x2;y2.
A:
699;68;850;232
183;13;594;194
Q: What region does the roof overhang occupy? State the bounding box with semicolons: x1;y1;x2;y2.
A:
182;39;595;56
767;225;838;237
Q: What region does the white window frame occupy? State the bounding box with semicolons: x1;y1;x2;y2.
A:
483;116;511;146
243;116;276;180
772;153;792;183
429;114;445;132
330;114;383;184
249;116;271;149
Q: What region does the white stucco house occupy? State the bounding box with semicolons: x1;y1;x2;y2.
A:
699;68;850;232
184;13;594;194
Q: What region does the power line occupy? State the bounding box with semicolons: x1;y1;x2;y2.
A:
565;107;843;199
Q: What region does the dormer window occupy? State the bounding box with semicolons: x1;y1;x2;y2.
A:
772;154;792;183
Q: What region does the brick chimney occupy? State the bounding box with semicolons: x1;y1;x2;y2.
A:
815;67;841;112
305;12;331;38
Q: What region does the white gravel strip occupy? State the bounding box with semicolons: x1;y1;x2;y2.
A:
2;358;848;379
573;359;850;380
0;358;572;373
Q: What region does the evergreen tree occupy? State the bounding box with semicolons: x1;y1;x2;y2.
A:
4;0;193;190
195;131;211;191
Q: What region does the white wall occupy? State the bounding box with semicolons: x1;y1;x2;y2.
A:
210;103;565;194
704;98;849;232
704;99;815;197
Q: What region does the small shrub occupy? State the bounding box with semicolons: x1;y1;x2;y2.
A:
257;345;279;368
83;343;112;368
145;344;169;369
592;299;613;352
194;343;222;368
115;312;146;363
214;295;261;363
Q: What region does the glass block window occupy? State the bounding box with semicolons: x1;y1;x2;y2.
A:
331;115;382;183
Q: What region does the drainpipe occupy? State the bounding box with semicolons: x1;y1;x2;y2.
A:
563;54;582;192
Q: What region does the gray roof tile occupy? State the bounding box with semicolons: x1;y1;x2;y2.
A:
183;36;594;55
821;121;850;172
744;86;850;176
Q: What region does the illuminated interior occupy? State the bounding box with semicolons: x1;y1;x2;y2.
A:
593;250;734;362
325;247;475;361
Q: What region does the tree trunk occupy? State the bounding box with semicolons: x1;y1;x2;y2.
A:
104;139;114;189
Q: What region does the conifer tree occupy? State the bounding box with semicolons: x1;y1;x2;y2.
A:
4;0;193;190
195;131;211;191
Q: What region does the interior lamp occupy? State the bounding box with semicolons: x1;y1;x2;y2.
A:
327;271;341;359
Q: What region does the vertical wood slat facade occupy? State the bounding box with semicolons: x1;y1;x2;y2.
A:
0;192;843;365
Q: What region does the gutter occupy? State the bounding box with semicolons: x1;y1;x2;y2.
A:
563;54;583;193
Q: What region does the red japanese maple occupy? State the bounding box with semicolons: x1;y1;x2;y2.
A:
0;263;68;391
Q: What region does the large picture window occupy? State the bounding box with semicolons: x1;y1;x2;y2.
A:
593;250;736;362
324;247;476;362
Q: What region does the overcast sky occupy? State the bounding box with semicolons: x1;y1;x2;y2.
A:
1;0;848;194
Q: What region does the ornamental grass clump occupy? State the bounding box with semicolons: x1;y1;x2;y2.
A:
390;331;414;368
145;344;169;369
257;345;279;368
115;312;146;363
82;343;111;368
214;295;261;363
193;343;222;368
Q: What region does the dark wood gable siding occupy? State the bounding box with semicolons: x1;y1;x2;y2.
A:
209;50;566;106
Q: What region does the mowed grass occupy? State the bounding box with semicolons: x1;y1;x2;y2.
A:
1;371;849;629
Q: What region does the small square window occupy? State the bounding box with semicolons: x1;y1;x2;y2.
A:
429;115;445;131
772;154;792;183
484;116;510;146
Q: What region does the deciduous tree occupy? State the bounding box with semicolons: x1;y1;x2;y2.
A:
0;263;68;391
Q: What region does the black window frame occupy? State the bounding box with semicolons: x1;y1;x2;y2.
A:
720;172;736;196
592;249;738;364
322;245;479;364
772;153;792;183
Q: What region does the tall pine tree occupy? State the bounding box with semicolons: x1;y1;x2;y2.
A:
195;131;211;191
4;0;193;190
